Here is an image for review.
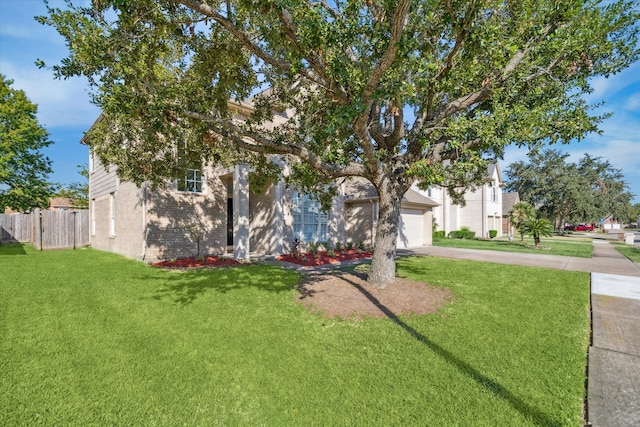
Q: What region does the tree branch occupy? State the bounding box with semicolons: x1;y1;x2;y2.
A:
362;0;411;99
181;109;366;177
174;0;329;89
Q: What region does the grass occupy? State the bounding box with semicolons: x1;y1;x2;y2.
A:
433;235;594;258
1;244;590;426
612;242;640;262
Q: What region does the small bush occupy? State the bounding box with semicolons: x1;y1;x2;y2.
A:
358;241;366;250
326;249;336;257
489;230;498;239
346;241;354;250
448;230;476;239
335;241;344;252
307;241;319;254
434;231;446;239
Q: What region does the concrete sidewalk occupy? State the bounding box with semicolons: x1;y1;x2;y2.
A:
398;240;640;277
589;273;640;427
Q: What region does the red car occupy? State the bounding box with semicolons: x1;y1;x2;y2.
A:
575;224;594;232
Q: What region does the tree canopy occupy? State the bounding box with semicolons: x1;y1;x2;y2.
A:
505;149;634;227
40;0;639;287
0;74;55;212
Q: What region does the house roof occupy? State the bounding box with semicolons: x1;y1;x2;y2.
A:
49;197;72;208
402;188;439;207
502;192;520;215
343;177;439;208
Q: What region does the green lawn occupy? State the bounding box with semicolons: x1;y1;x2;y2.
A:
1;244;590;426
612;242;640;262
433;235;593;258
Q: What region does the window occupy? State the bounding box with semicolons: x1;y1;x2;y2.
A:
109;193;115;237
177;142;203;193
292;193;328;242
178;168;203;193
491;182;499;202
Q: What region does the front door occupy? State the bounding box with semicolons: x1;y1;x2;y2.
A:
227;198;233;246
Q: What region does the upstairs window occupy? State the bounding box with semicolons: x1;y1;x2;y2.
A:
178;168;203;193
491;181;499;202
177;142;203;193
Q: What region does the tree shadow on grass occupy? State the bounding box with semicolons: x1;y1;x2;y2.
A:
336;272;558;427
0;243;27;255
150;265;298;305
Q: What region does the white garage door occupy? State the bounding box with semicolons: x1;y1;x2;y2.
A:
397;209;424;248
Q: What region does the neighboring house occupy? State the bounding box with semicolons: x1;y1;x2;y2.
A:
414;163;504;238
600;214;622;231
85;101;439;262
501;192;520;236
48;197;72;211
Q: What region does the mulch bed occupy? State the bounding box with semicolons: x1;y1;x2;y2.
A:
297;271;454;320
277;250;373;266
152;256;240;269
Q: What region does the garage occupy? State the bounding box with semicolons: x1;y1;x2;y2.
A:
397;208;425;248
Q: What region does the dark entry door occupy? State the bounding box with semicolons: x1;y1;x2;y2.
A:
227;198;233;246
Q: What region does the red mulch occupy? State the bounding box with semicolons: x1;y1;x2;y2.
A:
277;250;373;266
152;256;239;269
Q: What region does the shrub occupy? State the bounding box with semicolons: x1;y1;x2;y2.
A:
489;230;498;238
358;241;366;250
335;241;344;252
434;231;446;238
307;241;319;254
326;249;336;257
346;241;354;250
448;230;476;239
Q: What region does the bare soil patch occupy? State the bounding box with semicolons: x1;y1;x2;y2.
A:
296;271;453;319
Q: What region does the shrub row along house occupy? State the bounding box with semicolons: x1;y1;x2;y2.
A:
85;98;503;262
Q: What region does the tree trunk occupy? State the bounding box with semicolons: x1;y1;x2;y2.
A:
367;182;404;289
534;235;541;246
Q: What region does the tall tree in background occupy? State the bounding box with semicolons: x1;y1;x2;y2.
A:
0;74;55;212
505;149;633;228
40;0;639;287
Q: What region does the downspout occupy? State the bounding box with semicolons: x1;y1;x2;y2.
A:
141;183;147;260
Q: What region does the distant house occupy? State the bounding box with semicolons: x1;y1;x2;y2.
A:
48;197;72;211
413;163;504;238
600;214;622;231
502;192;520;236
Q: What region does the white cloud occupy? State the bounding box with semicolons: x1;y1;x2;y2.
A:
0;60;100;129
625;93;640;111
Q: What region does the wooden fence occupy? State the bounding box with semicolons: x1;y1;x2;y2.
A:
1;209;90;250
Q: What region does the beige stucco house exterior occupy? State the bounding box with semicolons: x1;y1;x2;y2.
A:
87;153;438;262
413;163;504;238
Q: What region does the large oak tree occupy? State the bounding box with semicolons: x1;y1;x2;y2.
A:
40;0;639;287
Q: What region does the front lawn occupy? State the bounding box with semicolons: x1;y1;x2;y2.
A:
612;242;640;262
433;235;593;257
1;244;590;425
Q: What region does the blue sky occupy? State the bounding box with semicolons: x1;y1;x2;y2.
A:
1;0;639;203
